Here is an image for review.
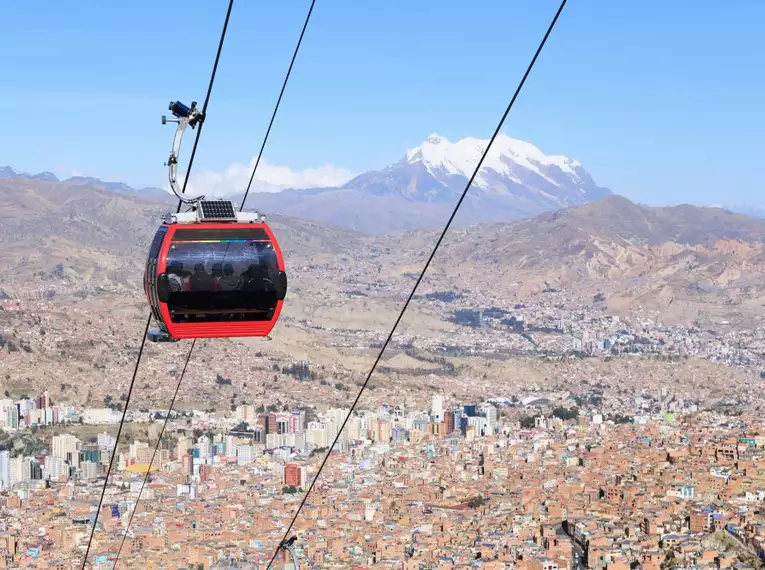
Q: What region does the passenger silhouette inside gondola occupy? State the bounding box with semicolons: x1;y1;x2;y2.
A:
241;265;275;312
241;264;262;292
218;263;240;291
257;242;278;272
167;261;187;292
189;263;215;292
211;263;223;290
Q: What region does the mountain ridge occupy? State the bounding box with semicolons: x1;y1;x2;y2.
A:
0;165;174;203
3;175;765;329
1;133;612;233
343;133;611;208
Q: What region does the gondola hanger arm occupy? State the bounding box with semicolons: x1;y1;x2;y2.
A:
163;100;206;205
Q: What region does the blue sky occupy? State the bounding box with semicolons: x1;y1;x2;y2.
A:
1;1;763;206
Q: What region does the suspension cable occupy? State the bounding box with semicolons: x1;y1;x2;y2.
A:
92;0;316;566
79;313;151;570
239;0;317;212
218;0;316;310
263;1;569;567
79;2;235;567
178;0;235;214
111;340;196;569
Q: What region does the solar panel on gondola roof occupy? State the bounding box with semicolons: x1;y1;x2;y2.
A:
199;200;237;221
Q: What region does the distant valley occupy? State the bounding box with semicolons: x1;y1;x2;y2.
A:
3;173;765;411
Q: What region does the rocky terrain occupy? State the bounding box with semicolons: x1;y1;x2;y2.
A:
3;176;765;413
412;195;765;329
4;177;765;322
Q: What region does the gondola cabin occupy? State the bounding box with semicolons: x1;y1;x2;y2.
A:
143;200;287;341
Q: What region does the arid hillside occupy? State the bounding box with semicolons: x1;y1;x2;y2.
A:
4;179;765;328
0;177;367;297
374;195;765;328
3;178;765;411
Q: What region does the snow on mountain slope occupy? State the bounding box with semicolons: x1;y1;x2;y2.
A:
406;133;581;186
343;133;611;212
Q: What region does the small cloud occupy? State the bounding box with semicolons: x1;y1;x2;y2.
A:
183;157;355;198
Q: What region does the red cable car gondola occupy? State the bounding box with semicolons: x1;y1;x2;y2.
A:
143;201;287;342
143;100;287;342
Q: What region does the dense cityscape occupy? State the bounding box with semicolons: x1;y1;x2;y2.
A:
0;382;765;569
4;279;765;569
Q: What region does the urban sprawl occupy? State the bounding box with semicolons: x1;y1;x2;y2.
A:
1;390;765;570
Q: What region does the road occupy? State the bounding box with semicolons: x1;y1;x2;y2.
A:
556;522;586;570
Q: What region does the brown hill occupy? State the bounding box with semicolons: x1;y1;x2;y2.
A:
3;178;765;326
533;195;765;245
0;177;366;296
3;180;765;410
411;195;765;325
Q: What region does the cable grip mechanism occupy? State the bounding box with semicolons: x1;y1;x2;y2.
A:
162;100;206;205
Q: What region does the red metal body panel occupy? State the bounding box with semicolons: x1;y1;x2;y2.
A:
147;221;286;339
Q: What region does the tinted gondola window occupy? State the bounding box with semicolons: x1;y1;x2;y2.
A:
165;228;280;323
145;227;168;323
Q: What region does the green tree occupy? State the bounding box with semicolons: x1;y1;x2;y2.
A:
468;495;487;508
519;416;536;429
552;406;579;421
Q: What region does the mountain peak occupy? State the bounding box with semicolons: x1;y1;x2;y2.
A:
337;132;613;227
404;133;587;185
0;166;22;178
3;130;613;233
33;171;59;182
1;166;60;183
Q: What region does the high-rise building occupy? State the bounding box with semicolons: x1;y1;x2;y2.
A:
0;450;10;490
80;461;99;479
479;403;497;423
97;432;115;450
9;458;23;485
44;455;66;482
284;463;303;487
0;399;18;429
36;391;49;410
177;436;193;460
236;404;256;422
432;395;444;422
236;445;253;466
52;434;80;469
445;412;455;434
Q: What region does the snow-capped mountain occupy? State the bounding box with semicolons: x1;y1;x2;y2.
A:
236;134;612;232
342;133;611;213
2;133;613;233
